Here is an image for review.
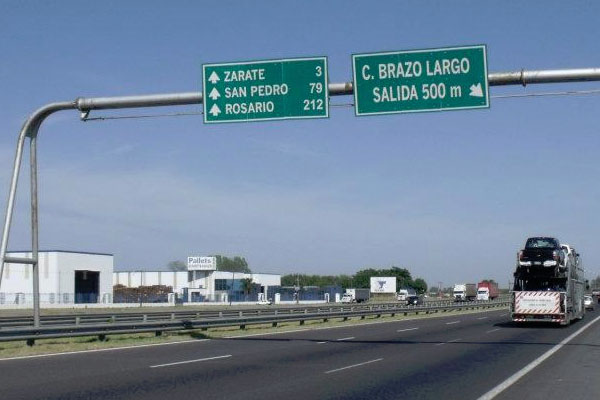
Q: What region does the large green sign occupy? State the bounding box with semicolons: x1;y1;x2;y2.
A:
353;45;489;116
203;57;328;123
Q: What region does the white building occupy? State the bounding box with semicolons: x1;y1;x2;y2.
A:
0;250;113;305
113;269;281;302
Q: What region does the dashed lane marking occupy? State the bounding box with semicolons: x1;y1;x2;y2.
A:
150;354;232;368
397;327;419;332
324;358;383;374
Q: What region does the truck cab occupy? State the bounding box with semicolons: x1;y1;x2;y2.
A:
477;287;490;301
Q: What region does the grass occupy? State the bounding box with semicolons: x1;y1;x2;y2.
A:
0;305;508;359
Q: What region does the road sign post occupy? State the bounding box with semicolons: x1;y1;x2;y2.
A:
203;57;328;123
353;45;489;116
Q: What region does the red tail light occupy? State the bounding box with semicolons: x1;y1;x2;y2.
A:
518;251;524;261
553;250;560;261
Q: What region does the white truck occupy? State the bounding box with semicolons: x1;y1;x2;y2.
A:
341;288;370;303
453;283;477;302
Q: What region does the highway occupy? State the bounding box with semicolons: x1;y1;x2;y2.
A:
0;308;598;400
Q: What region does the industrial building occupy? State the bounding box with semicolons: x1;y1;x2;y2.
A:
0;250;281;306
0;250;114;305
113;270;281;303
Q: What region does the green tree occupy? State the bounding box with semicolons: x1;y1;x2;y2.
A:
240;278;254;295
412;278;428;294
211;255;251;273
167;260;187;272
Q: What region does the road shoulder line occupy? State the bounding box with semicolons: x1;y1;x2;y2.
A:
477;315;600;400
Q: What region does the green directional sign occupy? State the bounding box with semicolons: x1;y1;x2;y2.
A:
353;45;489;116
203;57;328;123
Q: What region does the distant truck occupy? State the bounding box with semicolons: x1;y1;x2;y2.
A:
512;237;585;326
341;288;370;303
477;281;499;301
453;283;477;302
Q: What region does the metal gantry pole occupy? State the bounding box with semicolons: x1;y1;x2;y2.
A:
30;132;40;327
0;68;600;326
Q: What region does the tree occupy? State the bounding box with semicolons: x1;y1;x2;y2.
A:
167;260;187;272
211;255;251;273
412;278;428;294
240;278;254;295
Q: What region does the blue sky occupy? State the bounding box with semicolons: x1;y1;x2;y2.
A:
1;1;599;287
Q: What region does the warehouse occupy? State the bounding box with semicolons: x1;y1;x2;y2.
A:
0;250;114;305
113;269;281;303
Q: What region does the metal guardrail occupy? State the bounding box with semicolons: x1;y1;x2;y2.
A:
0;300;509;344
0;299;505;328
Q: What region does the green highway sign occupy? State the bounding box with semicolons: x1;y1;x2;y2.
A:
352;45;489;116
203;57;328;123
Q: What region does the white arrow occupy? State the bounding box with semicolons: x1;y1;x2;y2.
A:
209;104;221;117
208;71;220;84
209;87;221;100
469;83;484;97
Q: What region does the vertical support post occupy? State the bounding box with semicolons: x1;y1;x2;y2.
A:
30;134;40;328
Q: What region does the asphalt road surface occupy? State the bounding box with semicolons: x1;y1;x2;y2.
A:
0;308;598;400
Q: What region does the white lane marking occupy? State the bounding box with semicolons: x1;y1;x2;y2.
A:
477;316;488;320
435;338;462;346
336;336;355;341
0;338;211;362
397;327;419;332
150;354;232;368
499;313;508;317
486;328;501;334
477;315;600;400
223;308;505;339
324;358;383;374
446;321;461;325
317;341;328;344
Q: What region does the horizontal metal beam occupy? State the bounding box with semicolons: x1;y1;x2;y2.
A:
488;68;600;86
73;68;600;112
3;256;37;265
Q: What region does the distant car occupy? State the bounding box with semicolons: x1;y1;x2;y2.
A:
584;295;594;310
256;299;272;305
406;295;423;305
